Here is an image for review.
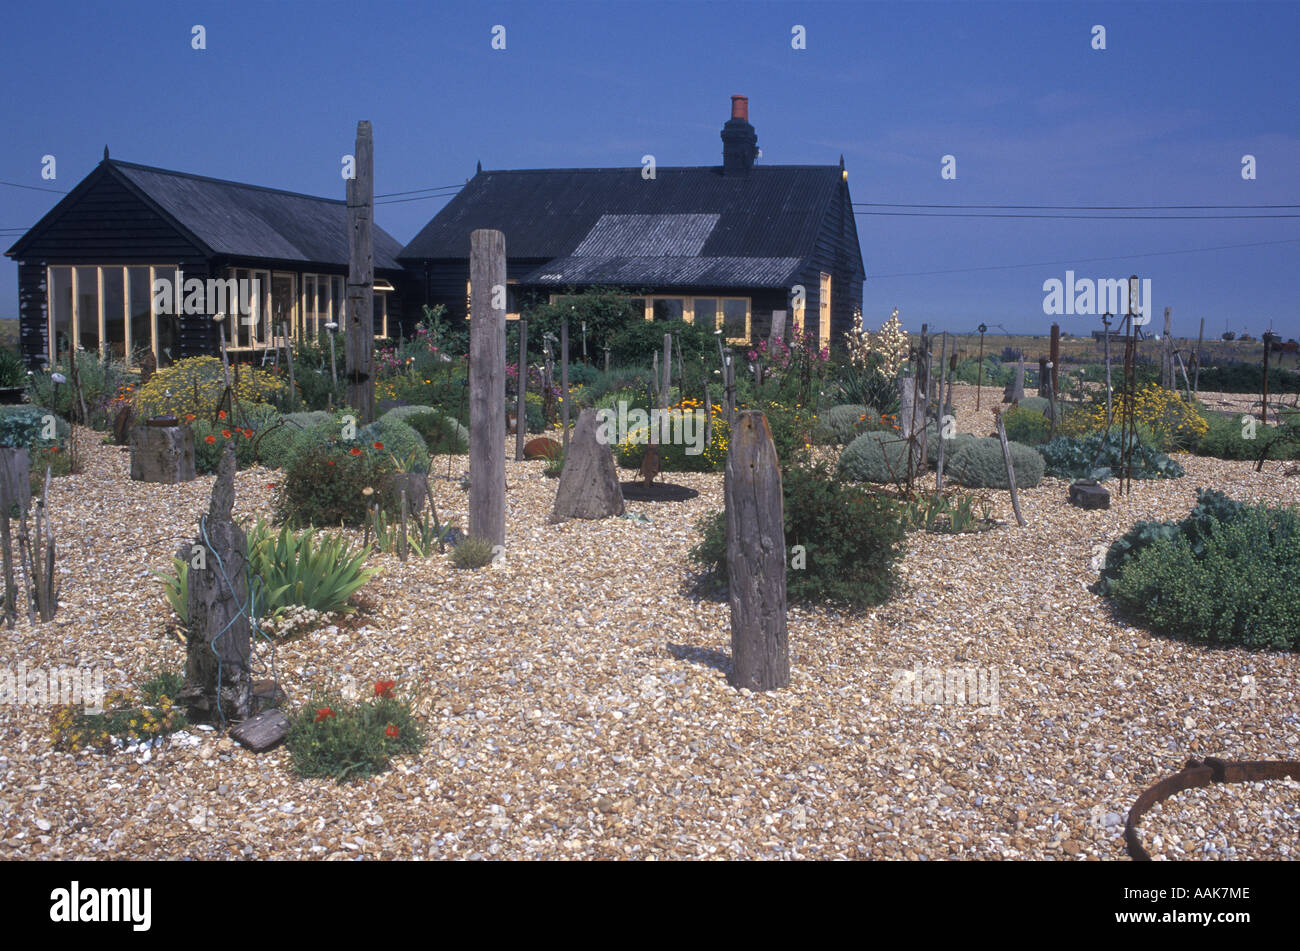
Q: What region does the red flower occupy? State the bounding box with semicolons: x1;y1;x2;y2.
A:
385;725;399;738
266;483;277;489
374;680;396;698
48;447;59;454
221;429;232;439
218;410;227;420
327;459;336;466
372;441;384;450
349;447;363;456
184;413;196;422
314;707;334;722
204;435;216;444
243;428;254;438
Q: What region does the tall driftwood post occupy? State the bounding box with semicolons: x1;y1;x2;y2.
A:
726;411;789;692
993;408;1026;528
1102;314;1113;430
935;334;950;492
180;445;252;722
469;228;506;548
900;372;924;484
561;318;570;457
1193;317;1204;396
515;317;528;461
1162;306;1174;390
1049;322;1060;397
345;120;376;423
1261;332;1272;426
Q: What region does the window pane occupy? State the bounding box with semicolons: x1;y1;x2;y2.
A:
128;268;151;363
103;268;126;357
653;298;683;321
75;267;100;352
49;267;72;360
693;298;717;331
304;276;317;337
153;267;178;365
723;299;747;339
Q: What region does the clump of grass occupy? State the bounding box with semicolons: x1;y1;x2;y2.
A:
450;535;496;570
286;680;424;782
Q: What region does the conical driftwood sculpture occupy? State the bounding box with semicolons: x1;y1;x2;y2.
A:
1003;354;1026;404
549;408;625;524
178;445;252;722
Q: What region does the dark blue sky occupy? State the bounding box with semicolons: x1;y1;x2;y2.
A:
3;0;1297;337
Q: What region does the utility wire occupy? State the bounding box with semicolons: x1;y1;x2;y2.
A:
0;180;67;194
854;210;1300;219
374;183;464;199
855;201;1300;210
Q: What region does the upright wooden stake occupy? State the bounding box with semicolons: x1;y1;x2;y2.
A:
1102;315;1113;431
726;411;789;692
468;229;506;548
515;317;528;462
1194;317;1205;396
1162;306;1174;390
345;120;376;423
1049;322;1060;397
993;409;1026;527
1261;333;1272;425
561;318;570;457
975;325;986;411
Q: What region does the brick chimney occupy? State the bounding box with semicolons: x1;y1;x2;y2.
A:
721;95;758;176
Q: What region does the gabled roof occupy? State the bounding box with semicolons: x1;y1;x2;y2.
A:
7;159;404;270
398;165;853;288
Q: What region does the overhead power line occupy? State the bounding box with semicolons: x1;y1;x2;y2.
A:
854;201;1300;210
0;180;68;194
374;183;464;199
854;210;1300;219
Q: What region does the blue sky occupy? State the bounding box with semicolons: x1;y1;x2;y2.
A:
2;0;1297;337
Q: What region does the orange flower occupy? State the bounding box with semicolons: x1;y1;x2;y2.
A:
47;446;59;454
385;725;399;738
327;459;336;466
349;447;363;456
372;441;384;450
221;429;232;439
218;410;227;420
374;680;396;698
243;428;254;438
204;435;216;444
314;707;334;723
184;413;196;422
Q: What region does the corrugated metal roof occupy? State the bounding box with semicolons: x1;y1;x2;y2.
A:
112;161;404;269
571;213;719;257
521;255;803;288
398;165;842;263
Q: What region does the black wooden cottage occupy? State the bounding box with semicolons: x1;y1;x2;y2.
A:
4;153;409;368
398;96;865;350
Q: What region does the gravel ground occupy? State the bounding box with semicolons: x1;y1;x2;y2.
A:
0;386;1297;860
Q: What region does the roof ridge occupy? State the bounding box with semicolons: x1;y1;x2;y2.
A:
110;159;347;205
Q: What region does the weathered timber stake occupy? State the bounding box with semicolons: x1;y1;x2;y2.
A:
561;318;570;457
345;120;376;423
1162;306;1174;390
726;411;789;692
18;466;58;623
180;445;253;722
899;373;923;484
1003;353;1026;403
468;228;506;548
1194;317;1204;396
1049;322;1060;397
280;321;297;412
130;423;196;483
549;407;624;523
515;317;528;461
769;310;787;349
994;408;1026;527
1102;314;1113;431
935;335;951;492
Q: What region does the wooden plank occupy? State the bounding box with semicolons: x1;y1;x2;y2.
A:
994;409;1026;527
230;709;289;752
345;120;376;423
468;228;506;548
726;411;789;691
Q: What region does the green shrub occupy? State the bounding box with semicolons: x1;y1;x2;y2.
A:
903;490;996;534
1108;501;1300;650
133;355;285;420
358;417;430;474
286;684;424;782
1196;412;1298;461
814;404;881;445
926;426;978;465
450;535;497;570
275;440;399;528
400;410;468;456
1002;404;1053;445
255;410;331;470
690;461;905;608
0;347;26;387
189;407;270;474
838;430;914;484
27;352;136;428
1040;431;1185;481
948;438;1045;489
614;406;719;472
0;405;66;451
522;392;546;433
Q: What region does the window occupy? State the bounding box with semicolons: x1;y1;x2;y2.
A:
48;267;72;361
48;265;163;366
652;298;684;321
819;272;832;351
692;298;717;332
467;279;520;320
103;268;125;358
75;267;100;353
722;298;749;343
128;267;151;363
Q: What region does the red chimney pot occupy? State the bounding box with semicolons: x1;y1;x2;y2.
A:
731;95;749;122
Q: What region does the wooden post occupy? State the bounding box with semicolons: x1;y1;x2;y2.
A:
468;228;506;548
993;409;1026;528
725;411;789;692
603;345;610;375
280;321;298;412
769;310;787;350
1038;356;1050;398
561;318;570;457
1049;322;1060;397
661;333;672;409
975;325;986;411
899;372;924;485
1102;315;1113;431
1194;317;1204;396
723;347;736;429
179;445;252;723
1162;306;1173;390
703;378;714;447
345;120;376;423
1261;333;1272;425
542;336;555;424
515;316;528;461
935;336;952;491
